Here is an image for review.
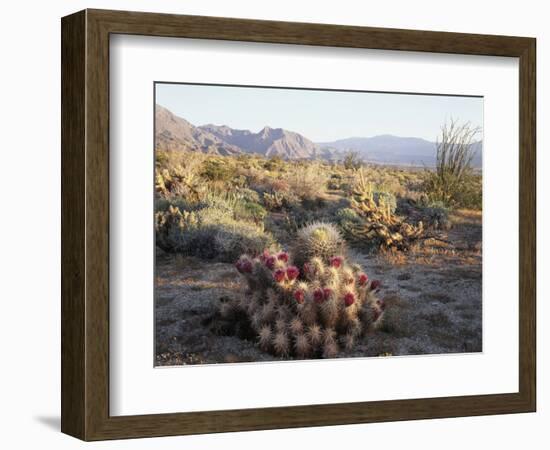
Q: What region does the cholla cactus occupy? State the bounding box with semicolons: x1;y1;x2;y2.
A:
217;226;385;359
155;206;198;251
347;169;424;252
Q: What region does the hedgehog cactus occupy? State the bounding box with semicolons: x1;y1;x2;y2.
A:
292;222;346;269
219;224;385;359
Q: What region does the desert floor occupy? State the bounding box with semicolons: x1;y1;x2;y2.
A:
155;209;482;366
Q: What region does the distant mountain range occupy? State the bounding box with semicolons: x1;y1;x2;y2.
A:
155;104;482;167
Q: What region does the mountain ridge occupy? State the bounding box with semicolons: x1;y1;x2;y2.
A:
155;104;482;167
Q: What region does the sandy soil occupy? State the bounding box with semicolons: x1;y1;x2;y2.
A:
155;209;482;366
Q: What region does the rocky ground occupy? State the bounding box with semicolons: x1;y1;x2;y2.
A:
155;209;482;366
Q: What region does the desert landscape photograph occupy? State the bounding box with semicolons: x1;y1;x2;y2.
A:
154;83;483;366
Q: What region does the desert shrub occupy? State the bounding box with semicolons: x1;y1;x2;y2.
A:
285;163;329;202
200;158;238;183
342;151;362;170
451;173;482;209
422;120;482;208
336;208;361;223
198;222;273;261
263;155;285;172
216;222;386;358
262;190;301;211
155;202;274;262
235;187;261;204
336;207;363;237
234;201;267;225
155;159;206;202
155;205;199;251
327;173;343;190
418;199;451;229
155;197;198;214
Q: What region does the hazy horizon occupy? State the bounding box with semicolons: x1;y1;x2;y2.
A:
155;83;483;143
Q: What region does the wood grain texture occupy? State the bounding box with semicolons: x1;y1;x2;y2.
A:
61;8;537;441
61;10;86;439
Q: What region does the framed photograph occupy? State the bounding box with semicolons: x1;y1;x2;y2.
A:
61;9;536;441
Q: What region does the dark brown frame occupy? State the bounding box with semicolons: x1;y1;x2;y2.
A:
61;9;536;441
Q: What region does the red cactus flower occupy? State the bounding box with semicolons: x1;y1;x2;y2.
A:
240;260;253;273
370;280;382;291
329;256;343;268
235;259;252;274
358;273;369;286
313;288;325;304
286;266;300;281
259;249;270;263
344;292;355;307
277;251;289;262
273;269;286;283
294;290;305;304
322;287;333;300
265;255;277;270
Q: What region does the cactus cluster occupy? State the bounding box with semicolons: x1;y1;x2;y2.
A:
347;170;424;252
155;205;198;251
218;222;385;359
262;191;285;211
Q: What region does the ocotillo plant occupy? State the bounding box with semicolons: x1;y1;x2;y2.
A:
220;222;385;358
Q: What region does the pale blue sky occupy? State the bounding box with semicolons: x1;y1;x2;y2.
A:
155;83;483;142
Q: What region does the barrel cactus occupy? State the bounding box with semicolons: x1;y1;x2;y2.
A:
217;224;384;359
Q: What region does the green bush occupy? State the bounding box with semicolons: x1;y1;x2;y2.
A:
200;159;238;182
234;201;267;224
417;199;451;230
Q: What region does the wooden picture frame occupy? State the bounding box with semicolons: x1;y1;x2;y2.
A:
61;9;536;441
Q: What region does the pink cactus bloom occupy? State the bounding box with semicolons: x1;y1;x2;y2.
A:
273;269;286;283
243;261;253;273
322;287;333;300
313;288;325;304
286;266;300;281
277;251;289;262
344;292;355;307
370;280;382;291
303;262;310;274
294;290;305;304
259;249;270;263
235;259;252;274
358;273;369;286
265;255;277;270
329;256;343;268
